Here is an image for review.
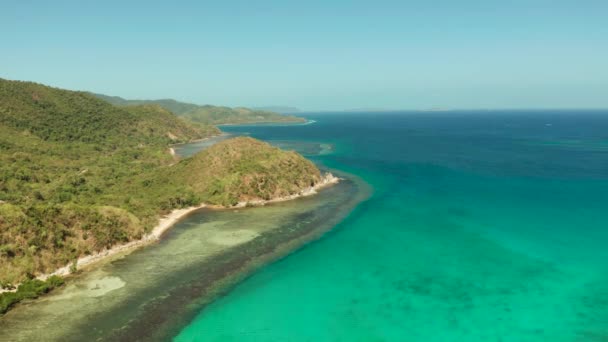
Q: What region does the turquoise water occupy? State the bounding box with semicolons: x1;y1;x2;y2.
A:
176;111;608;341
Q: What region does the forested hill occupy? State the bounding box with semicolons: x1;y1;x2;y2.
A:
0;79;218;147
93;94;199;115
93;93;307;125
0;79;321;292
171;137;320;206
122;104;220;141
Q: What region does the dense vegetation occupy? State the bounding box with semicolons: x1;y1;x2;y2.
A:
172;137;320;206
94;93;307;125
0;276;64;314
181;105;307;125
123;104;220;142
94;94;200;115
0;80;218;147
0;78;321;290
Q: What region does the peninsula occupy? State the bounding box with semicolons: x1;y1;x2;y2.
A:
0;78;335;314
93;93;307;125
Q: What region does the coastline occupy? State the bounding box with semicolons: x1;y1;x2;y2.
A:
36;204;208;281
3;173;340;290
108;174;361;341
0;173;365;341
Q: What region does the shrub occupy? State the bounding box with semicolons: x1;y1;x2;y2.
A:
0;276;64;314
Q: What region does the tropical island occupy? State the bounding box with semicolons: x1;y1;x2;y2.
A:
0;78;335;314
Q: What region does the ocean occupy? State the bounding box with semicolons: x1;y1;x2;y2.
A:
175;110;608;341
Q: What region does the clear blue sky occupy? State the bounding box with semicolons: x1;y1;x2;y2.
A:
2;0;607;110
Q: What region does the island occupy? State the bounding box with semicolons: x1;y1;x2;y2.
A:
0;78;335;314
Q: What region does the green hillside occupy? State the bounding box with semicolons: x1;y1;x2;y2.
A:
93;94;200;115
0;79;321;290
0;80;218;147
181;105;306;125
123;104;220;142
93;93;307;125
172;137;320;206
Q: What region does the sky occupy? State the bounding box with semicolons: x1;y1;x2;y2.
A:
1;0;607;111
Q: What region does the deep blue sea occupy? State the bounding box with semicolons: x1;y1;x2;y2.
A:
176;110;608;341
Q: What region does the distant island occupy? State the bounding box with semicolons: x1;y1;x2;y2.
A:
93;94;306;125
0;78;334;314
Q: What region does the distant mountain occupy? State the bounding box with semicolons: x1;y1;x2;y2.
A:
93;94;306;125
181;105;306;126
93;94;200;115
253;106;301;114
